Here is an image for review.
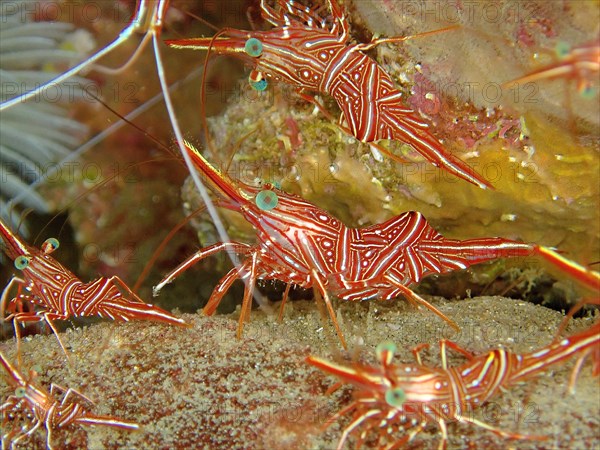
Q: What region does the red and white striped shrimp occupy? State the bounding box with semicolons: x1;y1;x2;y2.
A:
152;142;598;349
306;321;600;449
554;298;600;392
166;0;492;189
503;38;600;96
0;350;139;449
0;219;188;359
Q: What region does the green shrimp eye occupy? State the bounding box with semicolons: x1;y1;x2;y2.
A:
249;76;268;91
580;84;597;99
249;70;267;91
255;190;278;211
385;387;406;407
555;41;570;59
42;237;59;254
245;38;263;57
376;341;397;361
14;256;30;270
15;386;26;398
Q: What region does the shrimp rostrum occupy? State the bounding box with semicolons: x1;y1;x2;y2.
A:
306;321;600;449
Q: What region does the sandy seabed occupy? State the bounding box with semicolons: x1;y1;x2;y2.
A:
1;296;598;449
